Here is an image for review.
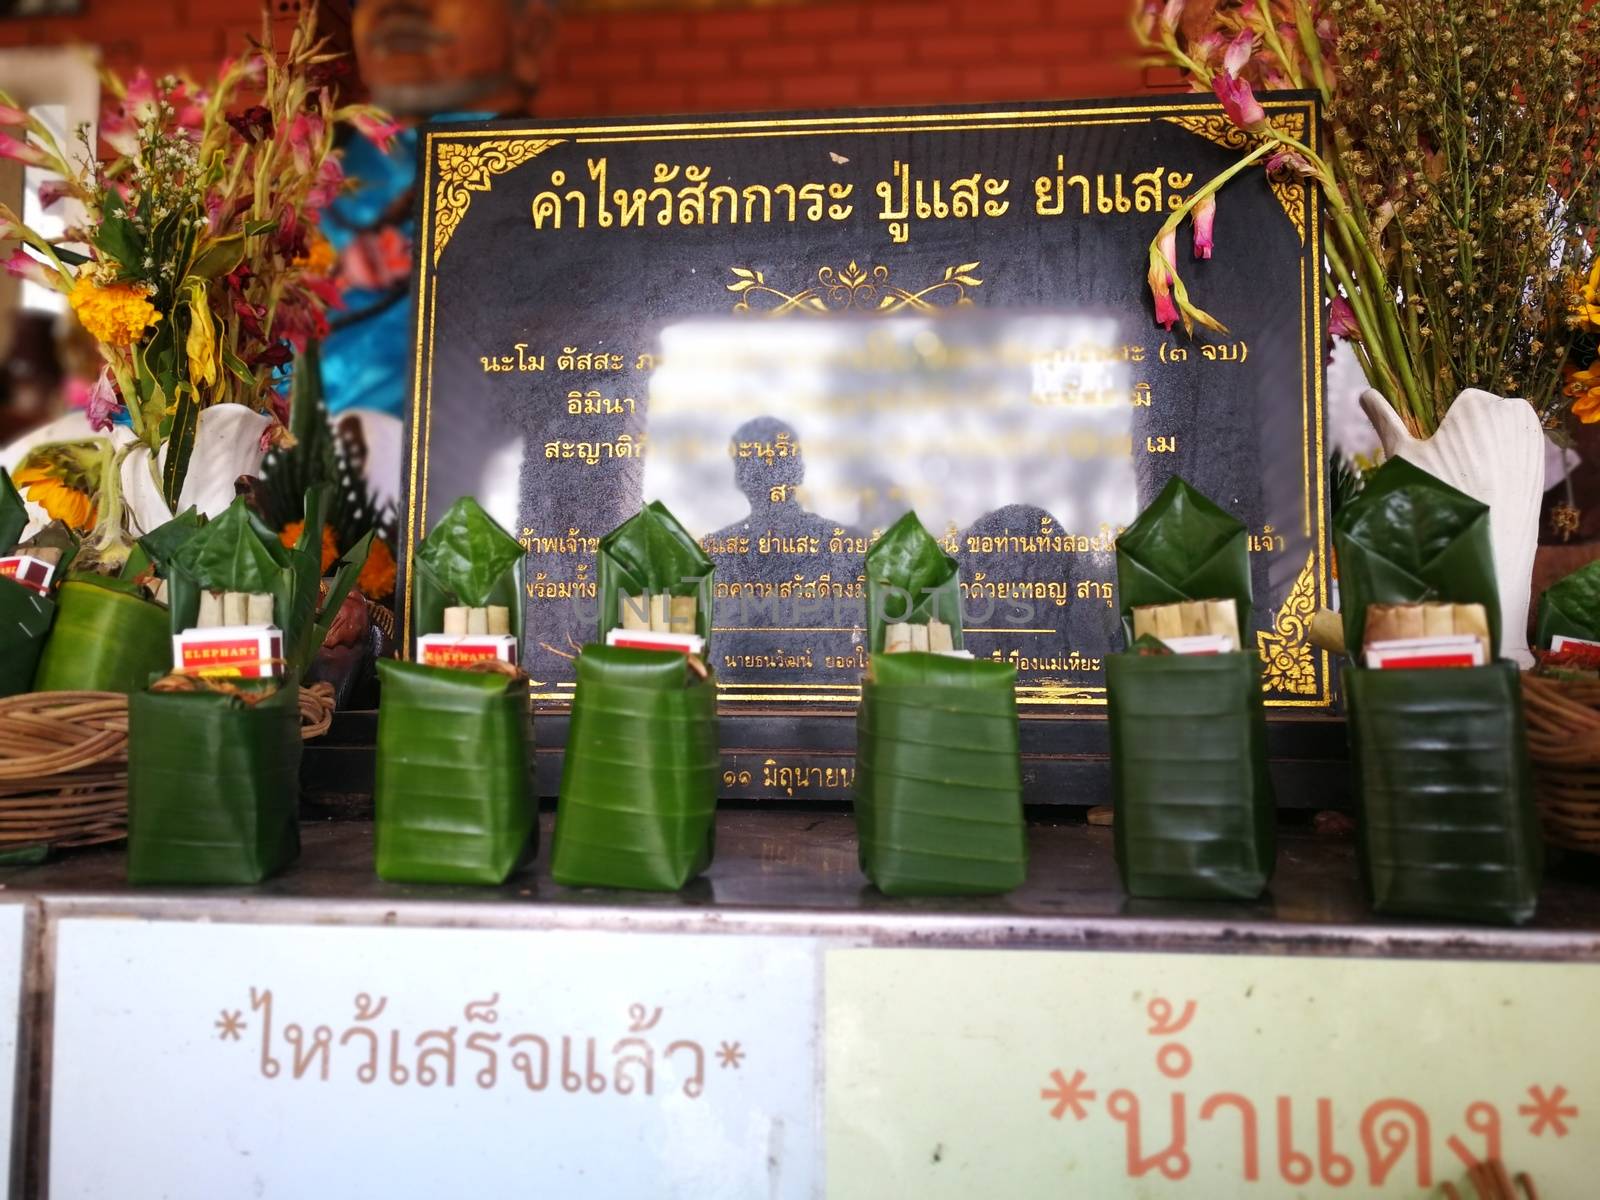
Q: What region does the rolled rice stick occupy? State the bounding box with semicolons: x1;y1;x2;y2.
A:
245;593;274;626
649;594;670;632
1365;603;1424;644
927;619;954;652
443;605;469;635
198;590;223;628
486;605;511;635
669;595;697;634
1206;599;1239;650
908;623;929;652
466;607;489;635
620;593;651;631
1132;603;1185;642
1179;601;1209;637
1454;603;1491;659
884;622;912;654
1421;602;1454;639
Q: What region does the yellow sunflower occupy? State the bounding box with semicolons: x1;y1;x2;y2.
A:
13;463;96;531
1565;363;1600;424
1575;259;1600;334
67;275;161;347
357;537;396;600
279;521;339;573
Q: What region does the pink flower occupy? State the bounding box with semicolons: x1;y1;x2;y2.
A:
1223;30;1254;76
1212;71;1267;133
1266;147;1316;177
99;108;138;158
1160;0;1185;32
0;131;49;168
124;70;160;125
1149;229;1180;330
350;109;402;154
4;248;60;289
36;179;70;209
1328;296;1359;339
0;102;27;126
85;366;123;432
1192;32;1224;66
286;112;324;174
169;82;206;132
307;156;344;212
1192;194;1215;259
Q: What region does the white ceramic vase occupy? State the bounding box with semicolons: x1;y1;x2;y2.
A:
1359;388;1543;667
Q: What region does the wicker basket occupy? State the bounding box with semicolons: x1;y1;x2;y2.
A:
0;684;335;852
1520;672;1600;851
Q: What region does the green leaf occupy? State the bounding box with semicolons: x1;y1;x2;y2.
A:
220;344;254;386
167;499;296;659
161;383;200;510
595;501;713;649
188;234;247;280
0;468;25;553
1536;557;1600;648
31;578;169;694
51;245;89;266
413;497;527;641
1115;475;1253;649
93;191;144;275
863;510;963;653
136;507;205;579
1332;458;1499;657
243;219;278;238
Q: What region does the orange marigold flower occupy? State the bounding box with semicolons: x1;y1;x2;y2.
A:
279;520;339;573
296;234;338;277
1565;363;1600;425
357;536;396;600
13;463;96;531
67;274;161;346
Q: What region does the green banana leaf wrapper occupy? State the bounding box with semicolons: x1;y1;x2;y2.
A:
1107;650;1274;899
0;469;24;556
32;577;170;693
1114;475;1252;646
1333;457;1500;659
374;659;537;885
552;646;718;891
854;653;1026;895
596;501;712;647
127;685;302;884
864;511;963;653
1347;662;1540;924
0;580;52;697
1535;557;1600;649
412;496;525;642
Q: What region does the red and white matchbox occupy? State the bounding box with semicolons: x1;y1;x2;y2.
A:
1161;634;1235;656
173;625;284;679
0;554;55;595
1365;635;1486;671
416;634;518;668
1550;635;1600;668
604;629;706;657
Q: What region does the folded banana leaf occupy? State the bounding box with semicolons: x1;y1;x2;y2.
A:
1536;557;1600;649
854;652;1025;895
126;684;302;884
1347;662;1540;925
1333;457;1499;659
413;495;525;641
32;577;170;693
374;659;537;884
1114;475;1252;646
551;646;718;891
1107;650;1274;899
0;580;52;697
596;501;712;646
136;506;205;579
0;469;24;556
864;511;964;652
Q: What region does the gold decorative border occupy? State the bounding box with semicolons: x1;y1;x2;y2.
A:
1162;113;1308;244
406;98;1329;710
728;260;983;314
432;138;564;266
1257;550;1319;695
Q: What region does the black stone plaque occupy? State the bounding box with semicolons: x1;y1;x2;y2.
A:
402;95;1332;795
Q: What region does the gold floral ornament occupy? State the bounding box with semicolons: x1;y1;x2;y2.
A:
67;275;160;347
1164;112;1308;244
432;138;564;265
1256;551;1319;695
727;261;983;315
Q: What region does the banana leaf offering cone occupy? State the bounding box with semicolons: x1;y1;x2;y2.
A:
1535;557;1600;650
1334;458;1540;924
551;502;718;891
1109;477;1274;900
0;469;68;696
126;488;368;885
375;497;534;885
852;512;1026;896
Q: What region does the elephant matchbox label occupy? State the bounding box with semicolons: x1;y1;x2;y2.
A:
0;554;55;595
173;626;284;679
416;634;518;668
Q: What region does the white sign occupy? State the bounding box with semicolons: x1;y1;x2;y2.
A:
0;904;25;1199
50;920;824;1200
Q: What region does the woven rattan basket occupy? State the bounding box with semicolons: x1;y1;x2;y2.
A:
1521;672;1600;851
0;684;335;852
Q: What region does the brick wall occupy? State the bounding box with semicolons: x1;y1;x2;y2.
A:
0;0;1165;114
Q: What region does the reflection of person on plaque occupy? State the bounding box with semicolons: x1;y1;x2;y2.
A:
704;417;863;642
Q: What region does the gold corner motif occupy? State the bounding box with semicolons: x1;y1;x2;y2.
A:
432;138;565;266
726;260;983;315
1257;550;1319;695
1163;113;1308;244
